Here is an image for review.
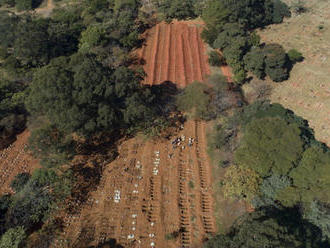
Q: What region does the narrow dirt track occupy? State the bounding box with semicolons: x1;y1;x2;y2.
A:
0;131;39;195
53;120;216;248
137;21;211;88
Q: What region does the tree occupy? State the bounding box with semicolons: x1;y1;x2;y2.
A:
252;174;291;208
244;47;266;79
264;44;289;82
14;18;50;66
0;226;26;248
202;0;229;31
7;169;58;230
27;54;158;137
282;145;330;205
208;51;226;66
154;0;196;21
0;11;19;49
234;117;305;177
78;25;106;53
222;165;261;201
204;207;329;248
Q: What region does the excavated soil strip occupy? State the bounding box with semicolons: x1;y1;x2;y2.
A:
139;21;211;87
183;27;194;85
0;131;38;195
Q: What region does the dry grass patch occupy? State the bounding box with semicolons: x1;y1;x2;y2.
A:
258;0;330;145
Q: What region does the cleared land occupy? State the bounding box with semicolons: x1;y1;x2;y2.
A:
0;130;39;195
138;21;211;87
258;0;330;146
52;120;216;248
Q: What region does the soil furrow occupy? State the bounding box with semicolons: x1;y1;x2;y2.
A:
192;26;204;82
176;25;187;87
163;24;171;82
183;27;194;85
197;27;211;80
149;25;160;84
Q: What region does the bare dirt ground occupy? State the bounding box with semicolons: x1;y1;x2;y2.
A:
35;0;55;17
0;130;39;195
137;21;211;88
52;120;216;248
258;0;330;146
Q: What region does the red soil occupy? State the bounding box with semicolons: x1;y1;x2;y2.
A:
52;120;216;248
137;21;211;88
0;130;39;195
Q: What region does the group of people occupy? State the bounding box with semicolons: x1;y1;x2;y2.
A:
171;134;195;151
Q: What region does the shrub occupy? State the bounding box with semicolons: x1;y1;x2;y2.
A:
10;173;30;192
288;49;303;63
208;51;226;66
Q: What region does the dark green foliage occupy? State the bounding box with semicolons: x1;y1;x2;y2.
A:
201;25;219;46
202;0;292;83
208;51;226;66
213;23;251;83
202;0;229;31
0;79;26;148
204;207;329;248
244;48;266;79
13;17;81;67
288;48;303;63
269;0;291;23
13;18;50;66
10;173;31;192
202;0;290;31
0;195;12;235
26;54;158;136
0;11;19;49
154;0;196;22
244;44;290;82
264;44;289;82
7;169;58;230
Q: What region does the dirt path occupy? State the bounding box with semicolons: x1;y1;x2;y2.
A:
52;120;216;248
0;130;39;195
35;0;55;18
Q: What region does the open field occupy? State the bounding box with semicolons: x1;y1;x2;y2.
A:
52;120;216;248
0;130;39;195
258;0;330;146
137;21;211;88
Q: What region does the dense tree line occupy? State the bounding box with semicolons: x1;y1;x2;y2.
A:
211;101;330;241
201;0;302;83
204;207;329;248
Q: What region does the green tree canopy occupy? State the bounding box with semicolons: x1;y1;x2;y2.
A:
234;117;305;177
0;226;26;248
26;54;157;137
204;207;328;248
